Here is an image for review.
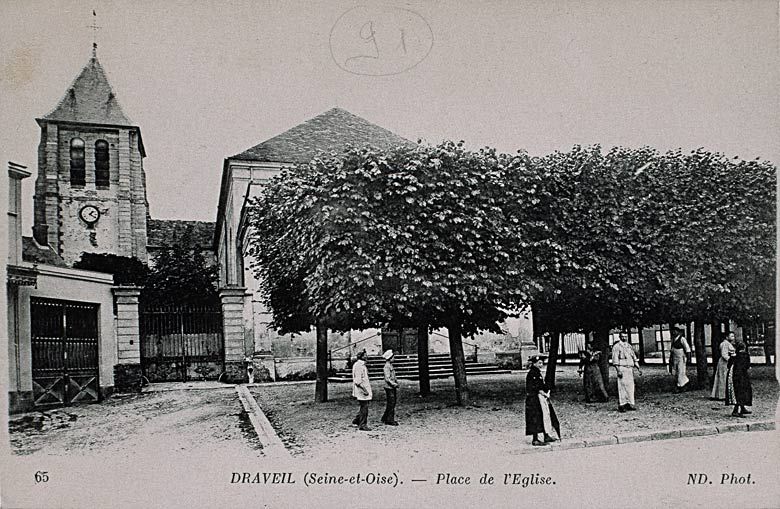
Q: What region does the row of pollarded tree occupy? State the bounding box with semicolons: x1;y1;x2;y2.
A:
245;141;776;405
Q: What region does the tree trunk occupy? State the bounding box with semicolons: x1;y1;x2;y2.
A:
545;331;560;389
315;323;328;402
710;321;722;368
764;323;774;365
593;327;610;388
559;332;567;364
693;319;708;387
448;321;470;406
685;322;692;346
531;303;543;354
417;326;431;396
637;326;645;364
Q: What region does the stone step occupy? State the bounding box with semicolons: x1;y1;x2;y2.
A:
329;352;511;382
328;368;512;383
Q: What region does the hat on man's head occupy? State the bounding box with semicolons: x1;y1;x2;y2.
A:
382;349;394;360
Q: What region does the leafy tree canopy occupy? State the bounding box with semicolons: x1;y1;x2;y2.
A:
247;141;527;336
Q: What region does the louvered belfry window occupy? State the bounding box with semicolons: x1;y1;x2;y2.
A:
70;138;86;186
95;140;110;188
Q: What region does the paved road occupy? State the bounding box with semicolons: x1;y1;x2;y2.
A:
3;426;777;508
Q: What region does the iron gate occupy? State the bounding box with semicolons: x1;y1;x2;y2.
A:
140;306;224;382
30;298;100;406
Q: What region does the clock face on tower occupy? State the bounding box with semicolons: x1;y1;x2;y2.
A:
79;205;100;225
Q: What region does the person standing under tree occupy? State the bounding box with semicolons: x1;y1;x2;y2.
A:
669;327;691;392
525;355;561;446
351;349;373;431
578;345;608;403
725;342;753;417
381;349;399;426
711;331;736;400
612;332;641;412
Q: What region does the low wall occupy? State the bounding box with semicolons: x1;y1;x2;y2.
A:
274;357;316;381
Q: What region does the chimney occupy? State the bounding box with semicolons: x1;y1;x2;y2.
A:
7;161;31;265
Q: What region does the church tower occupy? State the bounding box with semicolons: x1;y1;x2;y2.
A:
33;44;148;265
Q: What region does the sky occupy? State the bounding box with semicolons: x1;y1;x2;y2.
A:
1;0;778;229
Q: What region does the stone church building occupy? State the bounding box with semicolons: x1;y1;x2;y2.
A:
215;108;534;380
6;47;218;412
7;44;534;411
32;46;149;265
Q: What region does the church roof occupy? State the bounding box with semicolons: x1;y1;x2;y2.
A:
229;107;413;163
22;237;68;267
147;219;215;251
40;50;134;127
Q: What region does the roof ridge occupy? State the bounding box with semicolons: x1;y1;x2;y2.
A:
229;107;412;163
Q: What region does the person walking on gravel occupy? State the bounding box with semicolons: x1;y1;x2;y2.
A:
612;333;641;412
351;349;373;431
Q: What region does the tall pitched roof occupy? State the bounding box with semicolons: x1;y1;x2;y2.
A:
230;107;413;163
147;219;215;251
40;49;133;127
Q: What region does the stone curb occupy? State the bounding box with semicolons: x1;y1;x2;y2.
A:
543;420;775;454
235;385;290;459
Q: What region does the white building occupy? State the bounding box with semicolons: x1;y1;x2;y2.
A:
214;108;534;379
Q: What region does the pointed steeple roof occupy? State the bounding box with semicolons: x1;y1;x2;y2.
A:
230;108;413;163
40;48;133;126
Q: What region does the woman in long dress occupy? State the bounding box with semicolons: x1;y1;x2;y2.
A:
525;355;561;446
711;332;735;400
578;346;608;402
725;342;753;417
669;328;691;392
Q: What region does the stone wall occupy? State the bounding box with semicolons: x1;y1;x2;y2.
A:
222;361;247;384
114;364;143;393
33;124;148;265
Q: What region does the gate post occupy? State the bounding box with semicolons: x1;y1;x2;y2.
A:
113;285;143;393
220;286;248;383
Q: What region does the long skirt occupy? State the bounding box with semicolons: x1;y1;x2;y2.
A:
725;365;753;407
538;394;558;438
616;366;635;406
583;364;608;402
525;395;561;437
670;348;689;388
711;358;728;399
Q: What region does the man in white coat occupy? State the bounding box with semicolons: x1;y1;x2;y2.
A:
669;327;692;392
351;349;373;431
612;333;640;412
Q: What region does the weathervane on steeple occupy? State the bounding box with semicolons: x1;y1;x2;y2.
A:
88;9;101;57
